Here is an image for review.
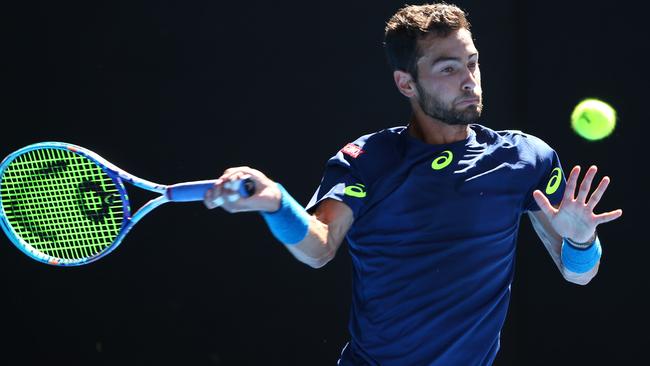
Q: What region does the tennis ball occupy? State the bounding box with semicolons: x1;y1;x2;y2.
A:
570;98;616;141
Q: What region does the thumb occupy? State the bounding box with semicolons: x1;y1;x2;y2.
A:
532;190;556;219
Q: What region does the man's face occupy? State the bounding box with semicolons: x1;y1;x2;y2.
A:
413;28;483;125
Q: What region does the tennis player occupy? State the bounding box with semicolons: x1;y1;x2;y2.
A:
204;3;623;365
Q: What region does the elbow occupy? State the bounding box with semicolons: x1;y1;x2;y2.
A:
302;251;336;269
306;260;328;269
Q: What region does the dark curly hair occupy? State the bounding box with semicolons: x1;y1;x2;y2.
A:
384;3;471;81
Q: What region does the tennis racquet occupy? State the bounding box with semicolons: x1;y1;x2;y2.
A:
0;142;255;266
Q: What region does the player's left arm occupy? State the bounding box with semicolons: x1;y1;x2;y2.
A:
528;165;623;285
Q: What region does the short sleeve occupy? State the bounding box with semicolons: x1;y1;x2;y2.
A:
523;138;567;212
305;148;368;218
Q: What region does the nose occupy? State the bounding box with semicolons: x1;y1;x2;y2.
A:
461;68;478;92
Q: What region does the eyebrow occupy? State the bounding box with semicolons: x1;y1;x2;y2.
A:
431;53;479;67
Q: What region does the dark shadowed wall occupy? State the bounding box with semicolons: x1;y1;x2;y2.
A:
1;1;645;364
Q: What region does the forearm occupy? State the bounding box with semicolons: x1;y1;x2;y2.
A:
203;171;351;269
284;216;338;268
538;229;599;285
553;237;600;285
562;261;599;285
528;211;599;285
260;185;351;269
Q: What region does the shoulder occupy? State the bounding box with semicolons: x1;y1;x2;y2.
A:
334;126;406;163
324;126;406;183
346;126;406;151
474;124;557;161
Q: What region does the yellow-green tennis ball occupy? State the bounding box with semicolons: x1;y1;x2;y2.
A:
570;98;616;141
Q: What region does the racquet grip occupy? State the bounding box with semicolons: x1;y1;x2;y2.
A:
166;178;256;202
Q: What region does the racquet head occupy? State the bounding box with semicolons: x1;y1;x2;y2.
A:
0;142;130;266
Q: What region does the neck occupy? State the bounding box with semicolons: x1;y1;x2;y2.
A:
408;107;470;145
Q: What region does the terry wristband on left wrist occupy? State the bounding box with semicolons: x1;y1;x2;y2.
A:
561;235;602;274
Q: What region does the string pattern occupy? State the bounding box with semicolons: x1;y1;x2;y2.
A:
0;148;124;261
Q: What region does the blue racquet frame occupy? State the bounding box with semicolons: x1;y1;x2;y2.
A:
0;142;254;266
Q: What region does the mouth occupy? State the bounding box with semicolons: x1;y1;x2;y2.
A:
456;98;481;106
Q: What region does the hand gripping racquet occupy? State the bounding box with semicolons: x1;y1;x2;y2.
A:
0;142;255;266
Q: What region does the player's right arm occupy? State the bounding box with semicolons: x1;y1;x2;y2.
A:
203;167;353;268
283;198;353;268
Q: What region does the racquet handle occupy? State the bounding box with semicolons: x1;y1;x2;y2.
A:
166;178;256;202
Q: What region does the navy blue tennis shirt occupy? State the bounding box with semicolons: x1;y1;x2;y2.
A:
305;123;567;365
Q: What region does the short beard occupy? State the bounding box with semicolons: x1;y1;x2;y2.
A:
415;83;483;126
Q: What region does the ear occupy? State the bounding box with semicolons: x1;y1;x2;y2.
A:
393;70;417;98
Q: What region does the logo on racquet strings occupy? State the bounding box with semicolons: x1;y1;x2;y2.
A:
7;158;119;241
36;160;69;175
9;201;58;242
8;159;73;241
33;159;120;225
77;179;118;223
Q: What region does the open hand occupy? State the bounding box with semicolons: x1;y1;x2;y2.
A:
532;165;623;243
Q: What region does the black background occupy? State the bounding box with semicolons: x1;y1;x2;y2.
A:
1;1;646;365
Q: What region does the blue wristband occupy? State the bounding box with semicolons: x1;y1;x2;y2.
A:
260;183;310;245
561;236;602;274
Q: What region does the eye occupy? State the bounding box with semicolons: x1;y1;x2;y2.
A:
468;62;478;69
441;66;454;74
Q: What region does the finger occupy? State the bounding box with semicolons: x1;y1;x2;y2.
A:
576;165;597;203
586;176;610;210
226;193;241;202
533;190;557;218
594;209;623;224
217;173;253;211
204;182;225;209
211;182;226;207
562;165;581;202
203;190;214;209
221;170;250;185
224;177;257;198
223;173;253;197
224;175;252;190
212;196;225;207
221;166;253;179
224;179;242;191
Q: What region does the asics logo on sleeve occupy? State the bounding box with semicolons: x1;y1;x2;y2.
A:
344;183;366;198
545;167;562;195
